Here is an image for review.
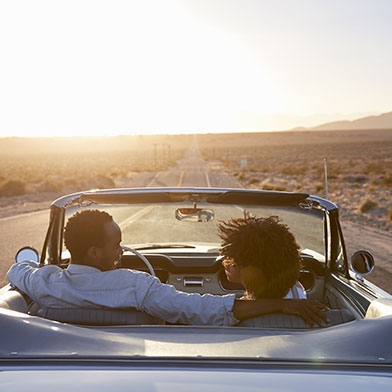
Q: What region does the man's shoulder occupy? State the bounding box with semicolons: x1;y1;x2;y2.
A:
105;268;161;287
110;268;155;279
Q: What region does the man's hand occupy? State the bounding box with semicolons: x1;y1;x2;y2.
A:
281;299;329;327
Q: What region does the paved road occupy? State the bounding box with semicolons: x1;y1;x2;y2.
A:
1;138;391;293
341;221;392;293
0;210;50;286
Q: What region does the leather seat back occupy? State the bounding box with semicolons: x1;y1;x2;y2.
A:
36;307;165;325
365;299;392;319
238;309;356;329
0;290;28;313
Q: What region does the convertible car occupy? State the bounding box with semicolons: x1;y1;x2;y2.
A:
1;187;392;390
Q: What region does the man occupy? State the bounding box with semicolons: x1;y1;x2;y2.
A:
7;209;328;326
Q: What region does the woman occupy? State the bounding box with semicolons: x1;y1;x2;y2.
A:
218;212;306;300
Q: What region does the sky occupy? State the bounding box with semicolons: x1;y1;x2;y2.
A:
0;0;391;137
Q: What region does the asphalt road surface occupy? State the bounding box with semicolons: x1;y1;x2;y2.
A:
1;138;391;293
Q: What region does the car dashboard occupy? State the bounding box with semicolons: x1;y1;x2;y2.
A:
118;252;321;300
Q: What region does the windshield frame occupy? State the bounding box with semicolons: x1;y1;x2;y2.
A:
41;188;336;268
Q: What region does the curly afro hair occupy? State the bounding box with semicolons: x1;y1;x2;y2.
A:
218;211;301;299
64;209;113;260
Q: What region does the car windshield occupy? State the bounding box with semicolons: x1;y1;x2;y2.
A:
64;202;325;260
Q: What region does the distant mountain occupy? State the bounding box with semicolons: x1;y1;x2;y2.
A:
293;111;392;131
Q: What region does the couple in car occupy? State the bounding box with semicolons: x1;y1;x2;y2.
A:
7;209;327;326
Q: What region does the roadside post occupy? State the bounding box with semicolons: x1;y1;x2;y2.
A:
240;158;248;175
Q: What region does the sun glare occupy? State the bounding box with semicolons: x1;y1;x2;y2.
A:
0;1;391;137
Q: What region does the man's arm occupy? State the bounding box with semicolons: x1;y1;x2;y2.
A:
7;261;38;297
232;298;329;327
7;262;329;327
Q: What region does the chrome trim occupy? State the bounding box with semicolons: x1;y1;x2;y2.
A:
51;187;337;211
183;279;204;287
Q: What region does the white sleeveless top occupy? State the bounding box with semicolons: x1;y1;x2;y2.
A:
284;281;307;299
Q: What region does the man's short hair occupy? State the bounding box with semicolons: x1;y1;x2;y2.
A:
218;212;301;299
64;209;113;259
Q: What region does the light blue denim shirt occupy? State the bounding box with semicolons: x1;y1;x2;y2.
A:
7;261;238;326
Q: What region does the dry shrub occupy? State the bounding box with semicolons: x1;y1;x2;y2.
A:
381;175;392;187
360;198;378;213
262;184;286;191
364;163;384;174
0;180;26;196
344;175;368;184
37;180;63;193
248;177;260;185
95;175;116;189
64;178;81;189
315;184;324;193
280;165;307;176
328;164;343;176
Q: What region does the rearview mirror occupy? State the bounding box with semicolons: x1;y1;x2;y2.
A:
175;208;215;222
15;246;40;264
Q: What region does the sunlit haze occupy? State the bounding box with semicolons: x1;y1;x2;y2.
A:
1;0;391;137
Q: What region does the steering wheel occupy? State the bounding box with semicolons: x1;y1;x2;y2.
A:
121;246;155;277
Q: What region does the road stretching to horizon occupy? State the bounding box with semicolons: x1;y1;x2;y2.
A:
1;138;391;293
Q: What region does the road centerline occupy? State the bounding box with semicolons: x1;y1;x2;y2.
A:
119;205;157;231
205;171;211;187
177;171;185;187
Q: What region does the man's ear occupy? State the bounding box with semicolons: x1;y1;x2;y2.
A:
86;245;102;260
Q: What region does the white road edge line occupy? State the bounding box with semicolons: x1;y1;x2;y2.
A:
177;171;185;187
230;173;244;188
0;209;48;222
205;171;211;188
147;172;160;187
119;205;157;231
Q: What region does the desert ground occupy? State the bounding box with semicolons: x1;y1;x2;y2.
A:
0;134;192;218
0;130;391;292
197;129;392;233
